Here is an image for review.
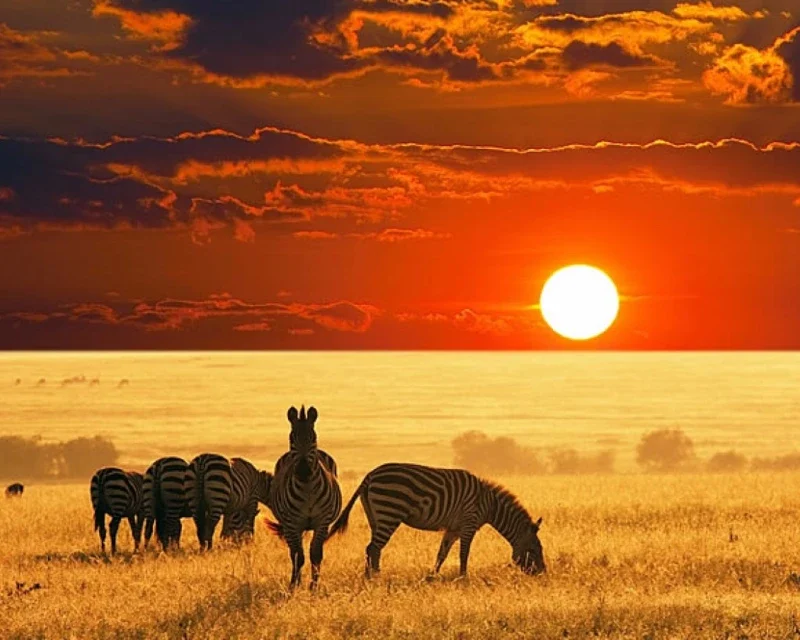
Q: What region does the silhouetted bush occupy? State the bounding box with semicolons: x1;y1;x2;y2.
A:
452;431;545;476
636;429;696;472
750;453;800;471
549;449;616;475
0;435;118;480
706;450;748;473
61;437;119;478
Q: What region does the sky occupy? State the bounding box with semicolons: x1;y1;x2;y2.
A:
0;0;799;349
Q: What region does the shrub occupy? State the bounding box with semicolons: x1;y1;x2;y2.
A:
452;431;545;476
550;449;616;475
0;435;119;480
750;452;800;471
706;450;748;473
636;429;696;472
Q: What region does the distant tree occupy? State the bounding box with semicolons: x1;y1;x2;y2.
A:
706;450;748;473
550;449;616;475
0;436;54;478
636;429;696;472
452;431;545;476
0;434;118;480
61;436;118;478
751;452;800;472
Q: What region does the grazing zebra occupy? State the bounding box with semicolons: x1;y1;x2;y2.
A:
222;506;261;541
329;463;546;578
268;405;342;589
220;458;272;543
142;456;190;550
90;467;145;554
5;483;24;498
187;453;232;550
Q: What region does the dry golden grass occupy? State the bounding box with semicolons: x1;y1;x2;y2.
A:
3;473;800;639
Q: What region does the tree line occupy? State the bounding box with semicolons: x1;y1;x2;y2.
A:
0;435;118;480
452;428;800;476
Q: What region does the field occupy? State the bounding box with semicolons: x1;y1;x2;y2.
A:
3;474;800;639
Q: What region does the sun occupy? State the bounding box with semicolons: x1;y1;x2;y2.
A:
539;265;619;340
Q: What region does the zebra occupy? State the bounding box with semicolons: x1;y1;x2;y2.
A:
90;467;145;555
5;482;24;498
142;456;191;551
328;462;546;578
220;457;272;543
187;453;232;550
268;405;342;589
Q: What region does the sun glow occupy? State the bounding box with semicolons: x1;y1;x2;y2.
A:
539;265;619;340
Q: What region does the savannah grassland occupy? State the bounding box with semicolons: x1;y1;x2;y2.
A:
3;473;800;640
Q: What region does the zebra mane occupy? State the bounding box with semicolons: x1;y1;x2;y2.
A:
481;479;535;526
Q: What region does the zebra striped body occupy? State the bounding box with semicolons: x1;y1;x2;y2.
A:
143;456;190;550
90;467;145;555
220;457;272;543
187;453;232;550
269;405;342;589
329;463;545;577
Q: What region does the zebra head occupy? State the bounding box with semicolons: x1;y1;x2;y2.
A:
512;516;545;575
288;405;319;477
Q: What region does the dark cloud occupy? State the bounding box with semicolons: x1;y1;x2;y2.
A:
0;127;344;236
562;40;659;69
94;0;462;83
0;294;378;335
374;33;511;82
99;0;361;81
3;125;800;241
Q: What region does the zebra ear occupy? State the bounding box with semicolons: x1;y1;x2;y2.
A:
287;406;298;424
534;517;543;529
308;406;318;423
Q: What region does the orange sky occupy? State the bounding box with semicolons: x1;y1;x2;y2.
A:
1;0;799;349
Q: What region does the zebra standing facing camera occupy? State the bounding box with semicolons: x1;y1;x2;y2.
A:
268;405;342;589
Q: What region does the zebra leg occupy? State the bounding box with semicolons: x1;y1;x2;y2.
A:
205;514;221;550
194;513;206;550
286;532;305;589
309;526;327;590
434;531;459;574
458;530;477;576
173;518;183;549
97;514;107;553
144;517;155;550
128;515;142;552
165;515;182;550
365;521;400;578
109;517;121;555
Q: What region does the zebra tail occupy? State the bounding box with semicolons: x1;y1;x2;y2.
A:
264;519;285;540
328;476;368;537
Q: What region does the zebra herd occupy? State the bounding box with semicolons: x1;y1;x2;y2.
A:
89;404;546;589
90;454;271;555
